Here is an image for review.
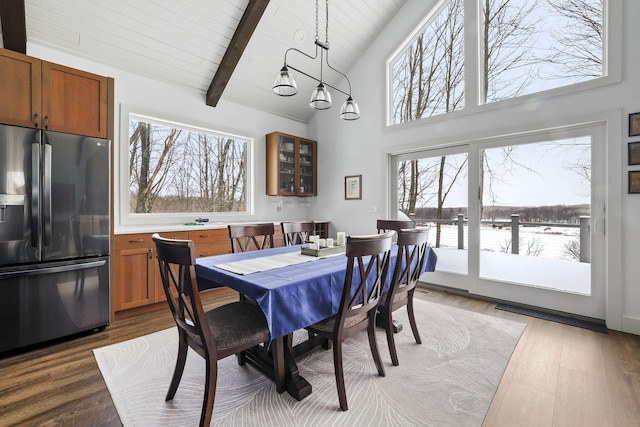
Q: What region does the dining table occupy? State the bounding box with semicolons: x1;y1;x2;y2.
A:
195;243;437;400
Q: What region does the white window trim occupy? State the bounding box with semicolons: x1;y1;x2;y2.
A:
116;103;254;229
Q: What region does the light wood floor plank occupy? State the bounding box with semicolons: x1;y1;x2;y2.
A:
553;367;612;427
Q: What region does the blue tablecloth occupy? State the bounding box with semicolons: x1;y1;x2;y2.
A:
195;245;437;339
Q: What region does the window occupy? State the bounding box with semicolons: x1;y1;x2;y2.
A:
121;109;251;225
391;0;464;123
389;0;606;125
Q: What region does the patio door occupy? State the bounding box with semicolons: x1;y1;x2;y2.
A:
391;123;606;319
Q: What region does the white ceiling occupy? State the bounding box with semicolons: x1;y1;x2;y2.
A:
22;0;406;123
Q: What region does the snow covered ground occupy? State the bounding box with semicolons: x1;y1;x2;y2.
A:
425;224;590;294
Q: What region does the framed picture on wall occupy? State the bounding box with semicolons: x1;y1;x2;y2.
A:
629;142;640;165
629;171;640;194
345;175;362;200
629;112;640;137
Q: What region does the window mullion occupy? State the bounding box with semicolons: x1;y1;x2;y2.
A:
464;0;480;109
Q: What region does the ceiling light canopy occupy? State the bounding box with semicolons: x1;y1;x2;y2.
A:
272;0;360;121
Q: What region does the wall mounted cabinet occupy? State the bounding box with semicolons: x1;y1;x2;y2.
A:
266;132;317;196
0;48;109;138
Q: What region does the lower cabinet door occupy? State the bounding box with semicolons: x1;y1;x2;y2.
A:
113;247;154;311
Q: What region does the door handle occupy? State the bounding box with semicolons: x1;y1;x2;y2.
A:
31;143;40;249
43;142;52;247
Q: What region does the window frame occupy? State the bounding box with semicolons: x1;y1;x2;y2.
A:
385;0;621;128
117;104;254;228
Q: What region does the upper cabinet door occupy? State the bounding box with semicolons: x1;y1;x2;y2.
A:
41;62;108;138
298;138;316;196
0;49;41;128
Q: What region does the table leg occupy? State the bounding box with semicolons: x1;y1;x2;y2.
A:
282;336;312;401
244;335;312;401
272;337;286;393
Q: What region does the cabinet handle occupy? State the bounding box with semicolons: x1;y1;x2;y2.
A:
44;115;49;130
34;113;38;127
128;239;144;243
149;248;153;259
200;234;210;238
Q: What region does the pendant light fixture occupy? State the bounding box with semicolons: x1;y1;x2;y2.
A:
272;0;360;120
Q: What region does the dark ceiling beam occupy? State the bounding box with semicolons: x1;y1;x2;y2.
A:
206;0;269;107
0;0;27;54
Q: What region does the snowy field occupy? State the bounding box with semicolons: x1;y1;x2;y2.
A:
427;224;584;261
423;224;590;294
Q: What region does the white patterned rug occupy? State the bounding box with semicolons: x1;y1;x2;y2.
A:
94;299;525;426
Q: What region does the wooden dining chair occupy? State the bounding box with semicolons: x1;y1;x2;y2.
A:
281;221;315;246
376;219;416;234
377;228;430;366
152;234;270;427
305;232;394;411
227;223;275;253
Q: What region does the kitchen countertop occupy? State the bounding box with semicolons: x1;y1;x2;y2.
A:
114;220;330;235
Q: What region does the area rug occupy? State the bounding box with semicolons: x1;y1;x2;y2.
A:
94;300;525;426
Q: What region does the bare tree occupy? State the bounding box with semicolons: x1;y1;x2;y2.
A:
482;0;542;103
129;121;181;213
545;0;603;79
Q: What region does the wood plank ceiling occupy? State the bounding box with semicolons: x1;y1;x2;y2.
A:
7;0;406;123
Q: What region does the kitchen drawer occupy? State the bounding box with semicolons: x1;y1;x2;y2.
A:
113;231;188;250
189;229;230;257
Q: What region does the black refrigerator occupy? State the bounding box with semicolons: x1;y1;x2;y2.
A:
0;124;110;353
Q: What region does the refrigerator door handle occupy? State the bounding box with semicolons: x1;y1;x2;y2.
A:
31;142;40;249
0;259;107;278
43;141;52;247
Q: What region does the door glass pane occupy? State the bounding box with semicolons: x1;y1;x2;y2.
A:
480;138;591;294
397;153;468;274
299;140;314;194
279;136;295;193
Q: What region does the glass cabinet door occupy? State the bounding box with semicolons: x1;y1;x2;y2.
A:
298;139;315;195
278;135;296;194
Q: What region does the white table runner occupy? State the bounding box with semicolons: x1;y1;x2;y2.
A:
214;251;343;275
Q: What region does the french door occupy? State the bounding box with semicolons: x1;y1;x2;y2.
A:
391;123;606;319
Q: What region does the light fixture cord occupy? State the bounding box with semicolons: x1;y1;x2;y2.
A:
315;0;319;42
325;0;329;45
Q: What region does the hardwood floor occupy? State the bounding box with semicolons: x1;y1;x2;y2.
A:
0;287;638;426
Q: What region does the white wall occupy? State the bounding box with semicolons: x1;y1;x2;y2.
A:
27;42;312;229
308;0;640;334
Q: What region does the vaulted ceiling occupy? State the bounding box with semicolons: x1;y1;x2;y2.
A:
3;0;406;123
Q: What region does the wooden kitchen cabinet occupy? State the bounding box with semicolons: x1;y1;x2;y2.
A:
0;48;109;138
112;231;187;314
266;132;317;196
112;229;235;316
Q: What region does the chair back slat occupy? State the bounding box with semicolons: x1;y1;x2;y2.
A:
153;234;215;359
281;221;315;246
337;232;393;333
228;223;275;253
388;228;430;304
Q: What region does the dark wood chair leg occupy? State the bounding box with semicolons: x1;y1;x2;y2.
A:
407;295;422;344
200;360;217;427
383;309;399;366
166;334;188;401
332;340;348;411
368;317;386;376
